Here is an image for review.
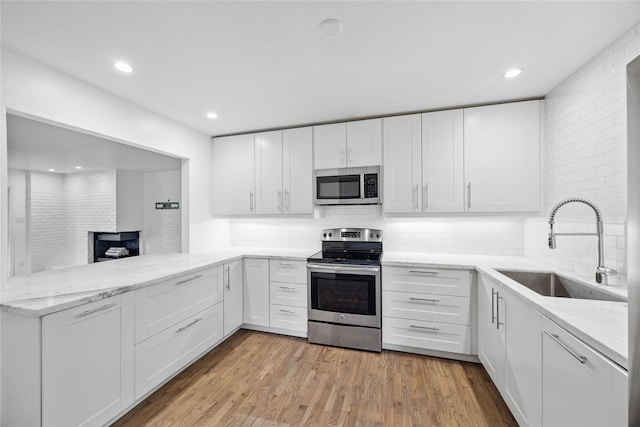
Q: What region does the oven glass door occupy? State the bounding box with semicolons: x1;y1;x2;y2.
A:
308;265;380;328
316;174;361;200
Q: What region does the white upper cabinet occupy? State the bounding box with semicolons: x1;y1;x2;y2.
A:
346;118;382;167
464;100;541;212
423;110;464;212
283;127;313;214
383;114;422;213
383;111;463;214
314;123;347;169
212;134;255;215
314;119;382;169
214;128;312;216
255;130;284;214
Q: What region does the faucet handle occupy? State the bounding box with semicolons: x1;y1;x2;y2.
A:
595;266;617;284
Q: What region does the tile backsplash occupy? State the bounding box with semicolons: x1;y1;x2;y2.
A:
231;205;525;256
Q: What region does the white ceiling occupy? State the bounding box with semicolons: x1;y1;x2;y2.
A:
2;1;640;137
7;114;182;174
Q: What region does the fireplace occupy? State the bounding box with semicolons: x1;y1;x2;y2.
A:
90;231;140;263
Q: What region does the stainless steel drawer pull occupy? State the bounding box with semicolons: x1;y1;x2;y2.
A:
176;317;203;333
174;275;203;286
279;262;294;266
279;286;296;290
279;309;296;314
544;331;587;364
409;297;439;304
78;302;117;317
409;270;440;275
410;324;440;332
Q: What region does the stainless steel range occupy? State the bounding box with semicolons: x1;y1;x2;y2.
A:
307;228;382;352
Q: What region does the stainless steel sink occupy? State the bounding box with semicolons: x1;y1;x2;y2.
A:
495;270;626;302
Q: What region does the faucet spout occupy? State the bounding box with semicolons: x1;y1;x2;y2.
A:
547;197;616;284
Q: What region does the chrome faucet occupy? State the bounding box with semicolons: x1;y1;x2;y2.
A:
548;197;617;284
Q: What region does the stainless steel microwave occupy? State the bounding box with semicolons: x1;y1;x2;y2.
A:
314;166;381;205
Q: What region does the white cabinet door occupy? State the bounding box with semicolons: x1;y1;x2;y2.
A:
477;275;506;389
223;259;243;336
243;258;270;327
255;130;284;214
283;127;313;214
541;317;628;427
504;294;542;427
464;100;541;212
314;122;346;169
383;114;422;213
346;118;382;167
42;293;134;427
212;134;255;215
422;109;464;212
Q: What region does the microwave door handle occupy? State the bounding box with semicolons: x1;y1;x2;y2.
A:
361;174;365;200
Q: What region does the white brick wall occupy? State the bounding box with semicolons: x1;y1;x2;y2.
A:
231;205;525;256
143;170;182;253
64;171;118;266
524;23;640;277
30;172;66;272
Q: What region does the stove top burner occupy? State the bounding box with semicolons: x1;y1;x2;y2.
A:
307;228;383;266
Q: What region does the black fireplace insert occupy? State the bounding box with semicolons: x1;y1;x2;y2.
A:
92;231;140;262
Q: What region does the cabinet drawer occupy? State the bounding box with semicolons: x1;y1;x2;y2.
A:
382;266;471;297
135;267;222;343
383;317;470;354
382;290;470;325
134;303;223;399
270;305;307;332
269;259;307;284
270;282;307;308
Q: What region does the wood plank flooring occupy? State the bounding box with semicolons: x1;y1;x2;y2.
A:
112;330;516;426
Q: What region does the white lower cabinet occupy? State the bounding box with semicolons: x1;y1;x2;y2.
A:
477;274;542;427
223;259;244;336
42;294;135;427
243;258;270;327
268;258;307;336
541;316;628;427
134;304;223;399
382;266;474;357
133;266;225;400
270;304;307;332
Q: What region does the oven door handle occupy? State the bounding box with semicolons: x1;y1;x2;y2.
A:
307;263;380;274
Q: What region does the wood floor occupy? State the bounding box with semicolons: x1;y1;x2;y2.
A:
113;330;516;427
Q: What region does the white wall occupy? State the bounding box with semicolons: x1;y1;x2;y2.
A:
143;170;182;253
64;171;118;267
524;23;640;278
7;170;27;275
116;170;144;232
1;48;231;283
30;172;66;272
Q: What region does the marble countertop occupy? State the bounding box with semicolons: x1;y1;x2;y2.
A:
1;247;317;317
3;248;628;369
383;251;629;369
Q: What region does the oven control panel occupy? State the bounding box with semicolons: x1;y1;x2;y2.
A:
321;228;382;242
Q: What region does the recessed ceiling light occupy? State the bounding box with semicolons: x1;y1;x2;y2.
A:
114;61;133;73
48;168;55;172
504;68;522;79
206;112;218;120
318;18;343;39
75;166;83;170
